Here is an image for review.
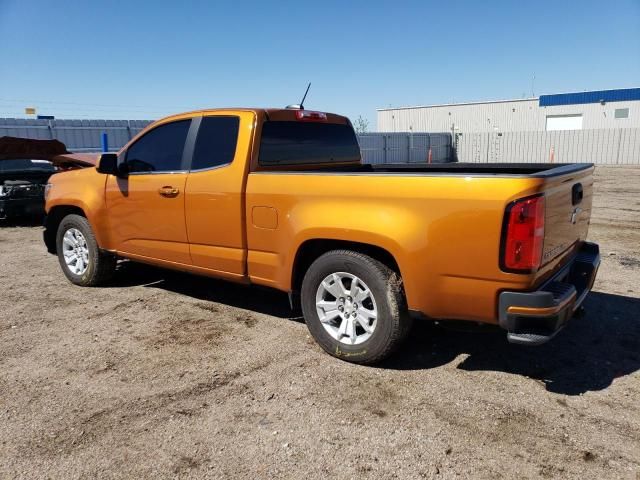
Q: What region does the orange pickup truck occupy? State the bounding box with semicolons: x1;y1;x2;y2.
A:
43;108;600;363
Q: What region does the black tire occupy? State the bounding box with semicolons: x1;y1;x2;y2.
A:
301;250;412;364
56;214;116;286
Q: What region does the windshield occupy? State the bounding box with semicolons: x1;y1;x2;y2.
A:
258;121;361;166
0;159;56;173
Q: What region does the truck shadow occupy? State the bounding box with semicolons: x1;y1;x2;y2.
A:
113;261;299;321
381;291;640;396
113;263;639;396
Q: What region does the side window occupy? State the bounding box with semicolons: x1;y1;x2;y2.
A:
126;120;191;173
191;116;240;170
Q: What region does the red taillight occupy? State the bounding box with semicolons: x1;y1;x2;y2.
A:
501;195;545;272
295;110;328;122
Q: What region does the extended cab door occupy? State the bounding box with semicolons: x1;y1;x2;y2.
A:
184;111;254;280
105;118;194;264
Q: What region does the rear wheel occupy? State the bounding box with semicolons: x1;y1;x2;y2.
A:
56;214;116;286
301;250;412;364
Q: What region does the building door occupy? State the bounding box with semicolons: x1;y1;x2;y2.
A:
546;114;583;131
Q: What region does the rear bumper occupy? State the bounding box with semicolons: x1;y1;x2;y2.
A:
498;242;600;345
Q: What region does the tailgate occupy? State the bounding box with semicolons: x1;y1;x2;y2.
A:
540;165;594;268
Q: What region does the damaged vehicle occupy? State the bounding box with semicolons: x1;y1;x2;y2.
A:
0;158;57;220
0;136;96;221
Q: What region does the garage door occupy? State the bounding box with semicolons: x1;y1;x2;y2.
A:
546;114;583;131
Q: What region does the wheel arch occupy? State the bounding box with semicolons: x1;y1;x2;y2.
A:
290;239;402;308
44;205;87;254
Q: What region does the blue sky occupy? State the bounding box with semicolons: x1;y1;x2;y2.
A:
0;0;638;128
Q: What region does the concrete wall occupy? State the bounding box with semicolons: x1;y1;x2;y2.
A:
378;99;640;133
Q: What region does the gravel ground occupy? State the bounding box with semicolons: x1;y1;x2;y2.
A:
0;166;639;480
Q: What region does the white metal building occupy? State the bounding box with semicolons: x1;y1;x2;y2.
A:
377;88;640;133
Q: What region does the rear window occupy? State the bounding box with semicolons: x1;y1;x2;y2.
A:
258;121;360;166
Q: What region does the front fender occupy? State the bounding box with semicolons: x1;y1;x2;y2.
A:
45;169;111;249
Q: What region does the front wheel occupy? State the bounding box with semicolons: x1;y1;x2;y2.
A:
56;214;116;286
301;250;412;364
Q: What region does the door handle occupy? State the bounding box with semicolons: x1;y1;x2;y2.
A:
158;186;180;198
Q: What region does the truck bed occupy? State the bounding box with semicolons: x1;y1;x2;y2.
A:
370;162;591;176
248;159;594;323
292;162;593;177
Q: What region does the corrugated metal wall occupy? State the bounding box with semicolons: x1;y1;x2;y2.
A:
357;133;452;164
0;118;152;151
2;118;638;165
455;128;640;165
378;99;640;132
0;117;451;164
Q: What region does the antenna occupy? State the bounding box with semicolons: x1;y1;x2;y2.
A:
531;73;536;98
299;83;311;109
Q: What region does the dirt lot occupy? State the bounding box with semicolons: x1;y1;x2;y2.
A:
1;166;639;479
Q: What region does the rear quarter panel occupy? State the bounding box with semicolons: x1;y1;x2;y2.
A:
245;172;547;323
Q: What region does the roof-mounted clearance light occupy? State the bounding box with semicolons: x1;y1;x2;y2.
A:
295;110;327;122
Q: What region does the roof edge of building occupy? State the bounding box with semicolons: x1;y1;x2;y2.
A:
377;97;539;112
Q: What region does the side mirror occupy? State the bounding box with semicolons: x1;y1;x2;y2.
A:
97;153;127;177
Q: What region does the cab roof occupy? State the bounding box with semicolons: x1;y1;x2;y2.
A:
156;108;351;125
